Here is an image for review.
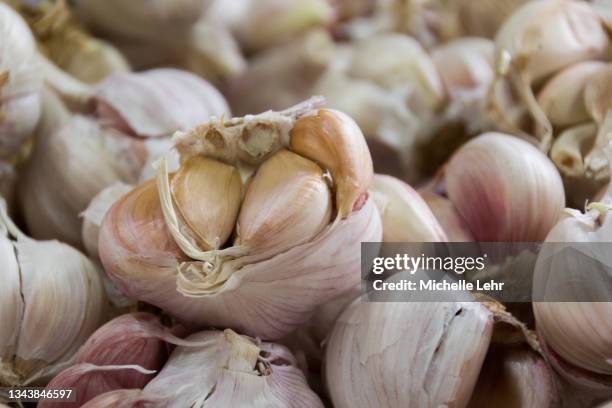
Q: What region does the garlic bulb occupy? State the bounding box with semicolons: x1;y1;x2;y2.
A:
100;99;382;339
324;281;555;407
419;189;474;242
19;69;230;249
0;198;107;386
533;156;612;394
40;313;200;408
75;0;245;83
14;0;130;84
225;29;335;116
370;174;447;242
0;2;42;160
489;0;609;150
443;132;565;242
83;329;323;407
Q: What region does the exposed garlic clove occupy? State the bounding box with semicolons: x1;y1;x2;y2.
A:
537;61;605;128
0;2;42;160
290;108;373;217
491;0;609;150
550;123;597;178
236;149;331;254
444;132;565;242
0;198;108;386
225;29;334;116
348;33;446;112
468;345;557;408
139;329;324;407
370;174;447;242
325;291;494;407
171;156;242;251
82;182;133;260
93;69;230;138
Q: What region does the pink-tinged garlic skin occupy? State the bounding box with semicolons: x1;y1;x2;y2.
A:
40;313;185;408
101;191;382;339
370;174;447;242
94;69;230;138
80;389;147;408
0;3;42;160
537;61;606;128
419;190;475;242
445;132;565;242
141;330;324;407
325;297;493;408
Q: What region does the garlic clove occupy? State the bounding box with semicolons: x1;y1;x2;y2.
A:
290;108;373;217
236;149;331;254
170;156;242;251
454;0;530;38
445;132;565;242
550;123;597;178
82;183;133;260
537;61;605;128
419;189;475;242
369;174;447;242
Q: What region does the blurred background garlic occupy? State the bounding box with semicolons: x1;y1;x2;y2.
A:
10;0;130;84
430;132;565;242
19;68;229;249
324;279;556;407
83;329;323;407
74;0;246;83
488;0;609;152
100;100;383;340
0;197;107;386
533;150;612;400
0;2;42;161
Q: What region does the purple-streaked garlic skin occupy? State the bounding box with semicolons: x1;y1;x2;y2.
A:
444;132;565;242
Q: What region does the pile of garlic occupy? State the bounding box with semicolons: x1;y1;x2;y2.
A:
1;0;612;407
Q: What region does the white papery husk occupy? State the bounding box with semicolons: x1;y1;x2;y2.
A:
533;155;612;395
0;198;107;387
19;69;229;249
82;329;323;408
488;0;609;151
0;2;42;160
100;98;382;340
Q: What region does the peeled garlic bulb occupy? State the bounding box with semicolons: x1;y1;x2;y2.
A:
370;174;446;242
236;149;331;254
0;2;42;160
290;108;373;217
444;132;565;242
86;329;324;407
100;100;382;339
0;198;107;386
172;156;242;251
19;69;230;249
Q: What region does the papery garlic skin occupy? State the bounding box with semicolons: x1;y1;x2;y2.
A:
19;69;230;248
370;174;446;242
0;200;107;386
533;208;612;377
0;2;42;160
140;329;324;407
445;132;565;242
325;295;493;407
419;190;475;242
